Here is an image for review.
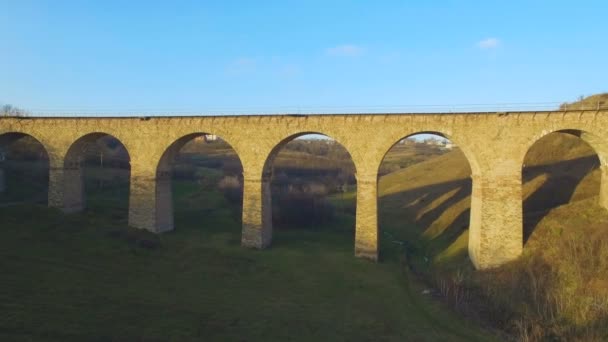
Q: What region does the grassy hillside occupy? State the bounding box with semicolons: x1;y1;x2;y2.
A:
380;132;600;258
377;131;608;340
560;93;608;110
0;168;497;341
380;148;470;197
378;142;448;176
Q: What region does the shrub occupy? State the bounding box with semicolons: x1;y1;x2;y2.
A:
218;175;243;205
424;219;608;342
172;164;196;180
273;189;335;229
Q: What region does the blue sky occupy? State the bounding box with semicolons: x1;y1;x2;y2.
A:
1;1;607;115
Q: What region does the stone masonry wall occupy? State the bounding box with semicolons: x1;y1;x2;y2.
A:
0;110;607;269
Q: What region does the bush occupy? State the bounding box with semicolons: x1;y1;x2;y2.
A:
218;176;243;205
423;217;608;342
273;190;335;229
172;164;196;180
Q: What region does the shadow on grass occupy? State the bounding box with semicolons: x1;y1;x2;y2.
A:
379;155;600;265
379;178;472;262
523;155;599;242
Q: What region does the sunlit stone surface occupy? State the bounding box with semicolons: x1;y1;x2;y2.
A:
1;110;607;269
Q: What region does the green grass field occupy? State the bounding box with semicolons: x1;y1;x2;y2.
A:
0;180;497;341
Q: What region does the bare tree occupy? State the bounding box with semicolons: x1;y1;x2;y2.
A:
1;104;29;117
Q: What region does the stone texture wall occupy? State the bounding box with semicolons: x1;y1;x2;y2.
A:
241;173;273;249
1;110;607;269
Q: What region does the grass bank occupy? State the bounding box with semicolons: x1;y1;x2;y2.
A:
0;181;496;341
376;132;608;341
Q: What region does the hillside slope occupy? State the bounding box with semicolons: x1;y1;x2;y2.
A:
378;131;608;340
560;93;608;110
379;132;601;257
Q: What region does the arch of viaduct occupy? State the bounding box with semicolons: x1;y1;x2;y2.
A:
1;110;607;270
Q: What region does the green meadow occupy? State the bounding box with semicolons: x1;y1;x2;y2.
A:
0;178;496;341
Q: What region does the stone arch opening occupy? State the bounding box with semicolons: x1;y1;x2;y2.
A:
262;133;357;250
522;129;605;243
63;133;131;217
377;132;475;264
155;133;243;234
0;132;50;205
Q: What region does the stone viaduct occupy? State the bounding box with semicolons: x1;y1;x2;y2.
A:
1;110;607;269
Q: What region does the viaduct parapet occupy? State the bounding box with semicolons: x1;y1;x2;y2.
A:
1;110;607;269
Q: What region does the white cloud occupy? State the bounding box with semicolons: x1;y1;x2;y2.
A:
477;38;500;50
226;57;256;75
326;44;364;57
